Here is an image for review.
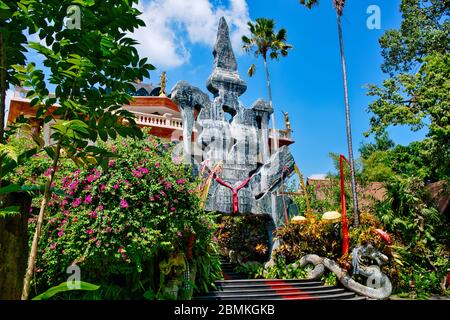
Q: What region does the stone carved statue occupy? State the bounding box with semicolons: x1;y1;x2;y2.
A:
299;244;392;299
171;17;299;259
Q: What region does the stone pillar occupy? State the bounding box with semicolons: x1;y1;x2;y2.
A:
261;113;270;162
0;191;31;300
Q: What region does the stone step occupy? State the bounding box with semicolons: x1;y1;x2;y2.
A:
215;279;323;286
195;291;358;300
213;284;342;293
199;287;346;297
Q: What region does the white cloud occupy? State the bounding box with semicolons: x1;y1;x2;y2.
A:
132;0;251;69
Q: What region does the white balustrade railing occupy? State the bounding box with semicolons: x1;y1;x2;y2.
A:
131;111;183;130
129;111;292;140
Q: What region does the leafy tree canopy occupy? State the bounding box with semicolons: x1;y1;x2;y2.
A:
365;0;449;181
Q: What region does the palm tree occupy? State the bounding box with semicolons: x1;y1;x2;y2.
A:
242;18;293;152
299;0;360;227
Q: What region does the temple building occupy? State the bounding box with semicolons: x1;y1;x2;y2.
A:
7;78;294;151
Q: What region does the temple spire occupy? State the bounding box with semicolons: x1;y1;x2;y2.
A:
207;17;246;99
213;17;238;71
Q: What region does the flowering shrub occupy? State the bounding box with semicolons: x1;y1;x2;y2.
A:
16;130;221;299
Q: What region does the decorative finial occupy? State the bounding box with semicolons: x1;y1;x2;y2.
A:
283;111;292;132
159;71;167;97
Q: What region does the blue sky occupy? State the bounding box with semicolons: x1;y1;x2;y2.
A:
138;0;426;178
8;0;427;179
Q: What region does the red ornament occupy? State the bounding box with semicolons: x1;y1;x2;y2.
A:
375;228;392;245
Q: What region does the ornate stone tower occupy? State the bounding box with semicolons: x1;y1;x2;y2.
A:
171;18;298;252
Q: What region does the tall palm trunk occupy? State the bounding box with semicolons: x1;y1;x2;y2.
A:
263;57;279;152
336;14;359;227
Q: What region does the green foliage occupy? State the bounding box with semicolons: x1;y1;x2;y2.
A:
32;281;100;300
216;215;270;262
14;130;221;299
234;262;264;279
373;176;450;297
321;272;337;286
242;17;293;75
366;0;450;181
262;255;308;280
275;213;342;262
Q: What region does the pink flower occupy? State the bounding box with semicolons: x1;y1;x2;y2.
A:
97;205;104;211
160;191;166;197
113;184;119;190
155;162;160;169
50;243;57;250
132;170;143;178
69;181;78;191
173;199;179;204
89;211;98;219
170;207;176;212
57;229;64;237
177;179;184;185
120;199;129;209
72;198;82;208
150;196;155;202
84;194;92;204
86;229;94;235
177;231;183;237
108;160;116;167
106;227;112;233
44;166;55;177
188;189;194;194
100;184;106;192
96;240;101;247
138;167;149;174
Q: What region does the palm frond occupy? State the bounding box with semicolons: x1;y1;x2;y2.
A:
299;0;320;9
333;0;346;16
270;52;278;60
248;64;256;77
0;144;19;163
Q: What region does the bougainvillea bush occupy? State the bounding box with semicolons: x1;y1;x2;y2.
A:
11;130;221;299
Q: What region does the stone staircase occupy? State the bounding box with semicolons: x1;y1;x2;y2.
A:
194;258;366;300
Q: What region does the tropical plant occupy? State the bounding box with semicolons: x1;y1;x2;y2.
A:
0;0;28;146
11;0;155;299
10;130;221;300
298;0;360;227
242;17;293;150
32;281;100;300
0;0;40;206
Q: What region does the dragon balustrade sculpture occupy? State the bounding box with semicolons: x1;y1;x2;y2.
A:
300;244;392;299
